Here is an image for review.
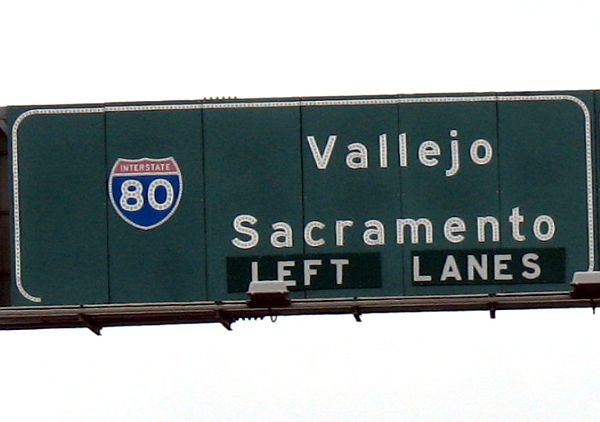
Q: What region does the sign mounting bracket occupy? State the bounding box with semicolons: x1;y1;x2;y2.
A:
78;313;102;336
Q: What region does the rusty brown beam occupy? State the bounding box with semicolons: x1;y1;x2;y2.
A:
0;292;595;333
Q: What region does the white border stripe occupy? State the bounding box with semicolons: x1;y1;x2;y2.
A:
11;95;595;303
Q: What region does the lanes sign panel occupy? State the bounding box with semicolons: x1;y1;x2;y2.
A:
4;92;596;306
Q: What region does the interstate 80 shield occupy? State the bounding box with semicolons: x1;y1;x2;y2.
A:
109;157;183;230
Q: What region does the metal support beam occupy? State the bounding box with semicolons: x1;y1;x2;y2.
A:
488;294;497;319
78;313;102;336
216;309;233;331
352;306;362;322
0;292;595;332
0;107;7;137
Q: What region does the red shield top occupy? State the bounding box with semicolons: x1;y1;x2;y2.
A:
112;157;180;176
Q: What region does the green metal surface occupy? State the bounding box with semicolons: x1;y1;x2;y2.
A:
301;103;401;298
203;105;304;300
106;108;206;303
496;94;590;292
5;92;597;306
398;96;500;296
9;109;108;305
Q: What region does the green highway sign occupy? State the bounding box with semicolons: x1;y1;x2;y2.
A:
3;91;597;308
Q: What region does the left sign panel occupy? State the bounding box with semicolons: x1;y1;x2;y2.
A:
9;108;109;305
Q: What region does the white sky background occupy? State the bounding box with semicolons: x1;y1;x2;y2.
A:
2;1;600;421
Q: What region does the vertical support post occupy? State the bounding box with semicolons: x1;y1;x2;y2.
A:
0;109;10;306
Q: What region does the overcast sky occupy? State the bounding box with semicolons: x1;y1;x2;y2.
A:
2;1;600;421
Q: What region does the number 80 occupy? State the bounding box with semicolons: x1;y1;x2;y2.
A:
120;179;175;212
